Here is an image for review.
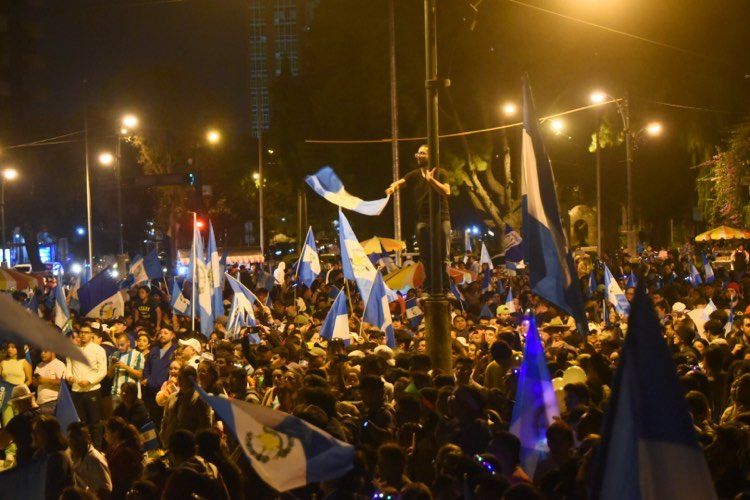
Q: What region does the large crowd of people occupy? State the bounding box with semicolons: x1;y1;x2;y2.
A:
0;241;749;499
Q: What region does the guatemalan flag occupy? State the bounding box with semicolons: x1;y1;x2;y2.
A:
170;278;191;317
479;242;494;270
225;273;259;336
449;280;466;310
481;269;492;293
189;223;214;336
503;223;524;266
196;385;354;492
689;261;703;288
55;380;80;433
206;221;225;317
404;297;423;329
702;253;715;284
296;226;321;287
78;269;125;320
129;249;163;285
364;272;396;348
521;77;587;332
592;289;717;500
319;291;350;345
587;271;597;299
604;264;630;316
505;288;516;313
338;209;378;304
306;166;390;216
53;284;70;330
510;315;559;477
626;271;638;289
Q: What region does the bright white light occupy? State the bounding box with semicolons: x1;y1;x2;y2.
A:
502;102;517;116
162;267;168;274
267;149;275;155
76;227;86;236
2;168;18;181
274;250;282;256
98;152;115;166
551;119;565;134
206;129;221;145
252;172;260;180
487;230;495;237
110;270;119;279
471;226;480;235
590;91;606;104
281;217;286;222
122;114;139;129
177;266;188;276
70;263;83;275
646;122;663;137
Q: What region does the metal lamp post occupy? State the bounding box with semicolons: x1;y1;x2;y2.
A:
0;168;18;267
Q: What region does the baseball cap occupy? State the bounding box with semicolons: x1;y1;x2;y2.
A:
179;338;203;354
496;305;511;315
672;302;687;313
307;346;326;358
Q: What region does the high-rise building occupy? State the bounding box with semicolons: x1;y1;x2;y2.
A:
249;0;318;138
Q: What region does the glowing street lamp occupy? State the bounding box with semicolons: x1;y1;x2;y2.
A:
1;167;18;266
645;121;663;137
121;114;139;130
98;152;115;166
589;91;607;104
501;102;517;117
206;129;222;145
550;119;565;134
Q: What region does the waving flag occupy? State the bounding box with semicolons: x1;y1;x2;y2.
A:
23;293;39;317
604;264;630;316
689;262;703;288
225;273;259;336
55;380;80;432
140;421;160;452
319;291;350;345
503;223;525;265
702;254;715;284
592;289;717;500
464;230;473;253
449;280;466;311
725;304;735;335
189;224;213;336
297;227;321;287
505;289;516;313
78;268;124;320
404;297;424;329
206;221;224;317
480;304;493;319
53;284;70;330
364;272;395;348
170;278;191;317
587;271;597;298
196;385;354;492
521;77;587;331
338;209;378;304
306;166;390;216
481;269;492;293
626;271;638;289
510;315;559;477
327;285;340;300
479;242;494;270
129;250;163;285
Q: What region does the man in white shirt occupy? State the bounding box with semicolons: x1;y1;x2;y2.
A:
66;324;108;448
33;350;66;415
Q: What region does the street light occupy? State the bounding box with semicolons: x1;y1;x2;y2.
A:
590;91;607;104
502;102;517;117
98;152;115;166
645;121;663;137
122;114;139;130
206;129;221;145
1;168;18;267
550;119;565;134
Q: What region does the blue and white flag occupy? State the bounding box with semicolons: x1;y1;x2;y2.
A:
306;166;390;216
464;230;473;253
497;279;505;296
327;285;340;300
505;289;516;313
225;273;259;336
319;291;350;345
689;262;703;288
481;269;492;294
702;298;717;323
364;272;396;348
23;293;39;316
503;223;524;264
296;227;321;287
702;254;715;284
140;421;160;451
78;268;125;320
404;297;423;329
479;242;494;270
510;315;559;477
726;305;735;335
0;380;14;416
626;271;638;289
449;280;466;311
521;77;587;331
480;304;494;319
206;221;225;317
592;289;717;500
189;224;213;336
53;284;70;330
196;385;354;492
587;271;597;299
55;380;80;432
170;278;191;317
338;209;378;304
129;250;163;285
604;264;630;316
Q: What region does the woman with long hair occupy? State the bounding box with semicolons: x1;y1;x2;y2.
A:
0;342;32;424
32;415;74;500
104;416;143;499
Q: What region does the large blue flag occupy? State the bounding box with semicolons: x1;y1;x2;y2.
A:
338;208;378;304
52;284;70;330
225;273;259;337
702;253;715;284
170;278;191;317
592;288;717;500
404;297;423;329
306;166;390;216
55;380;80;432
604;264;631;316
196;385;354;492
319;291;350;345
364;272;396;348
206;221;225;317
689;261;703;288
521;77;587;331
510;315;559;477
503;223;525;265
129;249;163;285
189;223;213;336
479;242;494;270
296;226;321;287
78;268;125;320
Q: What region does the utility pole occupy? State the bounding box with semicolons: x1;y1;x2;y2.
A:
1;179;6;267
623;93;635;255
256;114;265;257
595;109;602;257
116;134;124;255
388;0;402;265
83;85;94;268
423;0;452;373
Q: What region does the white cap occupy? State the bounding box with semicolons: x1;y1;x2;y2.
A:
672;302;687;313
179;338;202;354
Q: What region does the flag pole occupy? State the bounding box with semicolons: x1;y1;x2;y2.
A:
191;212;197;333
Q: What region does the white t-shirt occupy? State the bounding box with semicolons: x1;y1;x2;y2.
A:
34;358;66;405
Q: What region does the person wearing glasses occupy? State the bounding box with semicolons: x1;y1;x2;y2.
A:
387;144;452;291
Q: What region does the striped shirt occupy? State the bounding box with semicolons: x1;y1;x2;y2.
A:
111;349;145;396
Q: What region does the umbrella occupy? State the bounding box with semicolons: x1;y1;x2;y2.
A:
0;270;17;291
385;263;425;292
695;225;750;242
2;268;39;290
360;237;406;255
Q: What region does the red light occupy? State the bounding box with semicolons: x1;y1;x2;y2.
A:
195;220;205;229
